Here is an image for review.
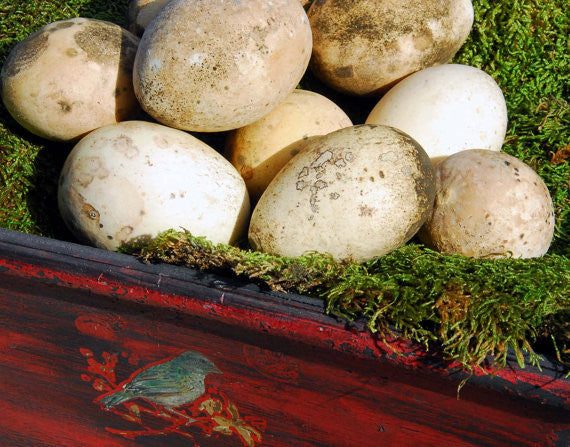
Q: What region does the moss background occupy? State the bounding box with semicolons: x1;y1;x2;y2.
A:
0;0;568;372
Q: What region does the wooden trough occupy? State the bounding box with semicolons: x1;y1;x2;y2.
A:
1;227;568;446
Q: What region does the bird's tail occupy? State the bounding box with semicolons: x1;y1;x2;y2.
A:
97;390;132;409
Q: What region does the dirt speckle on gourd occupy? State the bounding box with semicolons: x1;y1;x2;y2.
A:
57;100;72;113
1;30;49;78
114;134;139;158
115;225;134;243
82;203;100;222
48;21;75;32
358;204;375;217
65;48;78;57
334;65;354;78
74;21;139;72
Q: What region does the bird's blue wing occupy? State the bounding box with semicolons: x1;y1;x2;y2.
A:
125;363;200;396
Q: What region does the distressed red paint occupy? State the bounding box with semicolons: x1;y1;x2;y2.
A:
1;257;568;402
243;345;300;383
1;230;569;445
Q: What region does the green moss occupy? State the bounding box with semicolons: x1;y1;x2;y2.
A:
1;0;568;372
121;230;569;371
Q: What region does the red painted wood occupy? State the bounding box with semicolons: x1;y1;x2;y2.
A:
0;229;568;446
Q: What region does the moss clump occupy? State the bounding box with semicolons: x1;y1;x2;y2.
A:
122;230;570;371
121;231;344;294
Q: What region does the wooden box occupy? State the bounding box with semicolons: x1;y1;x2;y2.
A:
1;227;568;446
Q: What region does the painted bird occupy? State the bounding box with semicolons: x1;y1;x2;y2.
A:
99;350;222;410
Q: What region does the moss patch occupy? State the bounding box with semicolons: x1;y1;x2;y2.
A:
122;230;569;371
1;0;568;372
